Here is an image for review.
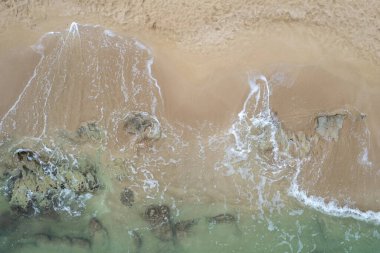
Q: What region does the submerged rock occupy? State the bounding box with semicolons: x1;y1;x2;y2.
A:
0;211;20;235
143;205;200;242
0;141;100;215
33;233;91;249
88;217;109;251
76;122;104;142
143;204;173;241
120;187;135;207
315;114;346;141
174;219;199;239
129;230;143;252
207;213;237;224
88;217;107;237
124;112;161;142
144;204;171;224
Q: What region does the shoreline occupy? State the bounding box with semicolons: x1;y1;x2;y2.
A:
0;2;380;233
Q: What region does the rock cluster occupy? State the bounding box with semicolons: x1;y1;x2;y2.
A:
11;217;109;251
143;204;198;242
0;141;100;215
144;204;173;241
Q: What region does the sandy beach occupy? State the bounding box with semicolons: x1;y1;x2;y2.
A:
0;1;380;252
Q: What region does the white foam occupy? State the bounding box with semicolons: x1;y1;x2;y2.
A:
289;174;380;224
68;22;80;35
359;147;372;168
104;29;116;37
289;209;304;216
216;72;380;225
54;188;93;216
147;56;164;112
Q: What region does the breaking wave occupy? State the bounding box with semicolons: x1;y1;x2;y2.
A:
214;72;380;224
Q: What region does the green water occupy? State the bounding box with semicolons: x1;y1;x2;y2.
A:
2;194;380;253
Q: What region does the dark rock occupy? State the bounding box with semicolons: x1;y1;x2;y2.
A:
144;204;170;225
207;214;237;224
0;142;100;215
120;187;134;207
143;205;200;242
153;221;174;241
14;149;39;163
76;122;103;142
4;169;22;196
32;233;91;249
88;217;109;250
88;217;106;237
124;112;161;142
143;204;173;241
174;219;198;239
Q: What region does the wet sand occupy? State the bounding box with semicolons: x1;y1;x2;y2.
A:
2;22;379;209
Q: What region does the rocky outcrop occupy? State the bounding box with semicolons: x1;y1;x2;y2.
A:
124;112;161;143
174;219;199;239
0;141;100;215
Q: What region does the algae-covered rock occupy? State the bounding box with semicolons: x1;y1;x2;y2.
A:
124;112;161;142
56;122;104;145
0;140;100;216
120;187;134;207
88;217;109;252
76;122;104;142
142;205;200;242
33;233;91;249
174;219;199;239
143;204;173;241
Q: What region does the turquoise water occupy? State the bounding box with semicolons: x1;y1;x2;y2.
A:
2;198;380;253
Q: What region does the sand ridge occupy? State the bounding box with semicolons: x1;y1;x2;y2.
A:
0;0;380;64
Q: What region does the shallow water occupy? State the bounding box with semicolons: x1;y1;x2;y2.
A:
0;23;380;253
